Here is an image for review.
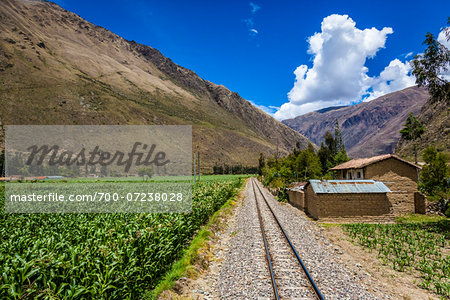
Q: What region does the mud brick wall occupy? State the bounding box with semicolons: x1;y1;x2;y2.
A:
414;191;427;214
305;187;319;219
386;193;414;214
287;190;305;210
318;215;396;223
380;172;417;215
317;193;391;218
365;159;419;215
364;157;419;184
305;186;391;220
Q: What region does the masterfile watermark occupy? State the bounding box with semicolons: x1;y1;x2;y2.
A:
25;142;170;173
4;125;192;213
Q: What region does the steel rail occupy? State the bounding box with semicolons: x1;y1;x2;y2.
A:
251;179;280;300
253;178;325;300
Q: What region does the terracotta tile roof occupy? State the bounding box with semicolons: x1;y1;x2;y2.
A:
329;154;421;170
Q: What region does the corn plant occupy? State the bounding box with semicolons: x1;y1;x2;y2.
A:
343;222;449;297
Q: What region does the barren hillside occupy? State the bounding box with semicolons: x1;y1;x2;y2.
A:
0;0;312;171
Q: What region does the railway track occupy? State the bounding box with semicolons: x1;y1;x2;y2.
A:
251;178;325;300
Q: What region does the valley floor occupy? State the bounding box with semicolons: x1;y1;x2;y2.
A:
160;179;440;299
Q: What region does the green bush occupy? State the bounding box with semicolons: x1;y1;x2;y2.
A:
277;186;288;203
419;146;449;195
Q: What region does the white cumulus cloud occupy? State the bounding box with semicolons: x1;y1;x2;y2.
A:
438;29;450;48
273;14;416;120
364;59;416;101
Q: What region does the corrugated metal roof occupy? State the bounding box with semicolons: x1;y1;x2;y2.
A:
309;180;391;194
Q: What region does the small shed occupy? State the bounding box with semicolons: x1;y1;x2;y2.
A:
304;180;392;220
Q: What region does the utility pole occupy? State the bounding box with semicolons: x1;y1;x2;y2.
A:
276;139;279;171
197;151;200;182
193;153;196;185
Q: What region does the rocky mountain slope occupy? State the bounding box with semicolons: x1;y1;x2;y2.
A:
282;86;429;158
0;0;312;172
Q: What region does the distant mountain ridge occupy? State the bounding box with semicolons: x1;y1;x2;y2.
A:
0;0;312;171
316;106;348;114
282;86;429;158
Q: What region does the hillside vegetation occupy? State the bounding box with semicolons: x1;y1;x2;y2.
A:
396;98;450;159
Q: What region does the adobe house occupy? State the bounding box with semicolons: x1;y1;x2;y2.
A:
329;154;426;215
304;180;392;220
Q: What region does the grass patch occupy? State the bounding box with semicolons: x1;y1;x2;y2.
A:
318;223;341;229
148;179;246;299
148;229;212;299
395;213;448;224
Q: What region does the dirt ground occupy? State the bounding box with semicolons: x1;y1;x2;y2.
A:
320;225;440;300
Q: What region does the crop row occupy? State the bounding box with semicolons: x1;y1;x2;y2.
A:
0;177;243;299
343;222;449;297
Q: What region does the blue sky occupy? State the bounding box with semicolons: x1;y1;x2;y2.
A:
52;0;449;119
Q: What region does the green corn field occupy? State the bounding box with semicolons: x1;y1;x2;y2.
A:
0;177;243;299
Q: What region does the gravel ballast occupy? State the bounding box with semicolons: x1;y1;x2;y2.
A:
216;179;387;299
